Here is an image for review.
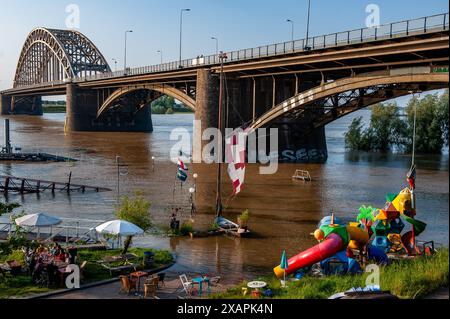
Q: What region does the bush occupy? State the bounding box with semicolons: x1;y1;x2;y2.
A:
115;191;152;231
165;107;174;115
180;222;194;236
238;209;250;223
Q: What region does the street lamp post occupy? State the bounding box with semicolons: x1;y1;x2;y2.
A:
112;58;118;72
286;19;294;42
179;8;191;68
305;0;312;50
124;30;133;74
211;37;219;56
193;173;198;201
157;50;163;64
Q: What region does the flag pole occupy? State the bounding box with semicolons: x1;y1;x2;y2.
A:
215;52;226;217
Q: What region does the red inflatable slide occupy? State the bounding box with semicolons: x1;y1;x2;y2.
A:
274;233;343;278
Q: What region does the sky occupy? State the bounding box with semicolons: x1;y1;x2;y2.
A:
0;0;448;91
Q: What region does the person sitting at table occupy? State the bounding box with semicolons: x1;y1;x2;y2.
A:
55;248;67;262
32;257;45;283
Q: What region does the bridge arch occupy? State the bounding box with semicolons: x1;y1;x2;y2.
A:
96;84;196;118
251;68;449;131
13;28;110;88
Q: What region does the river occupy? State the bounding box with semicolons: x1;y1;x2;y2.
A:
0;110;448;281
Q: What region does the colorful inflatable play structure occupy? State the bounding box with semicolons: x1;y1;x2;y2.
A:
274;165;434;279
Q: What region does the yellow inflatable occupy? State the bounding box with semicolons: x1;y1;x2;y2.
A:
392;188;412;215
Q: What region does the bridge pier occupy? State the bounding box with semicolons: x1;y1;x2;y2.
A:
193;70;328;163
0;94;12;115
0;94;42;115
66;83;153;132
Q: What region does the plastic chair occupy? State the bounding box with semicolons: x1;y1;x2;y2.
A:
179;274;195;295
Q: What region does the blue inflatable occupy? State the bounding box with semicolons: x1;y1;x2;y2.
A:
320;251;362;275
368;246;389;264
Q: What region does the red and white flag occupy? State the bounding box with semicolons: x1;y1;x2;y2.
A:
177;158;188;171
225;129;249;195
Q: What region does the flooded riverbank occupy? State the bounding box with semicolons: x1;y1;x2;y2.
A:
1;111;448;281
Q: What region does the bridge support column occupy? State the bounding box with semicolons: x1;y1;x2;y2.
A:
66;83;153;132
0;94;12;115
193;69;220;162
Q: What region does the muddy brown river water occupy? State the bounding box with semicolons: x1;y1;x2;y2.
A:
0;111;448;281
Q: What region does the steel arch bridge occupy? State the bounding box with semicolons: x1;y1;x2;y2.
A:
13;28;111;88
251;69;449;132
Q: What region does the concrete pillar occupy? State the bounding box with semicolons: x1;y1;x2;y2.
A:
193;69;219;162
0;94;11;115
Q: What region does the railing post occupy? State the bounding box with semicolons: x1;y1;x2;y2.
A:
444;14;447;30
335;33;338;45
390;23;393;37
424;17;427;32
323;35;326;48
347;31;350;44
361;28;363;42
375;27;378;40
406;20;409;35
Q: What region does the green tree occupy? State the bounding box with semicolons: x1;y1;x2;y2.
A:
151;95;176;114
405;92;447;153
345;103;407;151
345;116;370;151
115;191;152;254
368;103;407;151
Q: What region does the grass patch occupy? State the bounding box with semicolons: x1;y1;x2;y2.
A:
0;247;173;299
212;249;449;299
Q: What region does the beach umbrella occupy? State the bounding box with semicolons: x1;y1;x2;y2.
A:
95;220;144;236
95;220;144;250
280;250;289;287
15;213;61;239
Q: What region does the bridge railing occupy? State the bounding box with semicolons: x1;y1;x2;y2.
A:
7;12;449;91
76;12;450;81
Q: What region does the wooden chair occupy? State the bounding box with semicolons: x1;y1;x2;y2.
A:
144;283;157;299
119;275;137;295
145;276;159;287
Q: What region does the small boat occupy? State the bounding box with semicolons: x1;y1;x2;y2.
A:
216;216;252;238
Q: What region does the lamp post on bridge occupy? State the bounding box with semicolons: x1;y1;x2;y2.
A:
211;37;219;56
304;0;312;50
286;19;294;42
179;8;191;68
112;58;118;72
124;30;133;75
157;50;163;64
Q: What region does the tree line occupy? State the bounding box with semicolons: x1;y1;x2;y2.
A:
345;89;449;154
151;96;193;114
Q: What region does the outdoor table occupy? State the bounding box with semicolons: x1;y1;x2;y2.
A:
130;271;149;294
192;277;211;295
247;281;267;298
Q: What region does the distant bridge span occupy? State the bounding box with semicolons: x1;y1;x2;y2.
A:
1;13;449;162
